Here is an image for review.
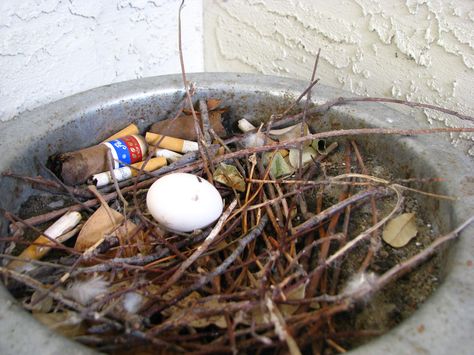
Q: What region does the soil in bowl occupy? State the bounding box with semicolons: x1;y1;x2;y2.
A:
0;96;461;355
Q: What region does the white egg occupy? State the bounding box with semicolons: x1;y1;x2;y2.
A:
146;173;223;232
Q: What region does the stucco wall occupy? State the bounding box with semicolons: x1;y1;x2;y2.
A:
2;0;473;155
0;0;203;123
204;0;474;155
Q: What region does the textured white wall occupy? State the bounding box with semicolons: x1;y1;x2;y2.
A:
0;0;203;122
204;0;474;155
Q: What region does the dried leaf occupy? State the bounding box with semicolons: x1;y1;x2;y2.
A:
288;146;317;169
214;163;246;192
26;290;53;313
182;98;224;114
75;205;151;257
269;123;309;142
382;213;418;248
247;279;306;325
162;287;227;328
262;150;288;167
279;282;306;316
74;205;123;251
188;298;227;328
206;98;222;111
269;152;294;179
32;311;86;337
251;304;271;325
115;221;152;257
311;139;328;154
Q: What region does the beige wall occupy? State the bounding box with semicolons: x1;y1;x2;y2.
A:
204;0;474;155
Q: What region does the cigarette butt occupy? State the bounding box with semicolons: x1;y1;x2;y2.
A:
103;124;139;142
92;157;167;187
145;132;198;153
7;212;82;272
155;149;183;163
238;118;257;133
133;157;167;175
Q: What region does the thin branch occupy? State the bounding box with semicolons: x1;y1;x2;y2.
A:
177;0;214;182
156;215;268;312
319;96;474;123
155;199;237;296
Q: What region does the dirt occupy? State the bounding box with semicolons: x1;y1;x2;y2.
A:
304;141;445;352
7;134;449;354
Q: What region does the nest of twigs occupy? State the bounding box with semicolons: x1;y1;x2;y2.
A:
1;75;474;355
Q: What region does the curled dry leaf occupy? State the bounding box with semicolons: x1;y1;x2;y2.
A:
269;152;294;179
27;290;53;313
32;311;86;338
115;221;152;257
75;205;150;257
382;212;418;248
279;282;306;316
269;122;309;142
311;139;328;154
263;149;288;166
213;163;246;192
183;98;223;114
206;98;222;111
288;146;317;169
150;113;226;141
162;287;227;328
74;205;123;251
250;282;306;326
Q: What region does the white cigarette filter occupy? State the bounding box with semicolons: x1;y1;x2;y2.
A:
154;149;184;163
237;118;257;133
7;211;82;272
92;157;167;187
145;132;198;153
238;118;280;148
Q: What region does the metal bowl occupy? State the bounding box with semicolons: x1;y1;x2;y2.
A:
1;73;473;355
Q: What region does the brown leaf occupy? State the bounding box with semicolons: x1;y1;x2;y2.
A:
162;287;227;328
74;205;123;251
279;282;306;316
115;221;152;257
149;112;226;141
248;283;306;326
29;291;53;313
32;311;86;337
311;139;328;154
214;163;246;192
288;146;317;169
382;213;418;248
269;123;309;142
182;99;222;113
269;152;294;179
206;98;222;111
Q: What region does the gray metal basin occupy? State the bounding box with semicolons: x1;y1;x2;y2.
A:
0;73;473;354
